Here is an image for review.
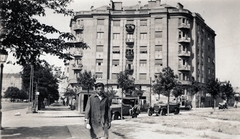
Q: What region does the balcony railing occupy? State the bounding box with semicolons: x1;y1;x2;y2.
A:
178;37;191;43
178;51;191;57
126;38;134;45
178;65;191;71
178;23;190;29
125;24;135;33
73;24;84;31
72;63;83;71
126;53;134;59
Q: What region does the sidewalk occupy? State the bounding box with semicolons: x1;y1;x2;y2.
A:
1;102;125;139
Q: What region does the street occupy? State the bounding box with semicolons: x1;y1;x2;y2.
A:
1;101;240;139
1;101;29;112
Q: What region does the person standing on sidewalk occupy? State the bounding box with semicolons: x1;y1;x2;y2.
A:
84;82;111;139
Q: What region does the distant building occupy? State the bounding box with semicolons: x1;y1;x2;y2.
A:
2;73;22;96
66;0;216;112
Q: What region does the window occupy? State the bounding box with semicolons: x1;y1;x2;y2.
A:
97;32;104;39
112;46;120;54
127;20;134;24
140;33;147;39
96;45;103;52
113;20;120;26
96;59;103;66
75;59;82;65
208;68;211;74
96;72;103;79
155;18;162;24
139;73;147;80
113;33;120;40
178;73;182;80
155;45;162;52
97;19;104;25
112;60;119;66
140;60;147;66
127;34;133;39
140;20;147;26
208;57;210;63
155;59;162;66
77;19;83;25
112;73;118;79
155;31;162;38
140;46;147;54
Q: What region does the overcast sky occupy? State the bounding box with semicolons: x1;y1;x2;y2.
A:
4;0;240;87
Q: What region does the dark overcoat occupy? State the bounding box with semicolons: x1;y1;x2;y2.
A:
85;94;111;138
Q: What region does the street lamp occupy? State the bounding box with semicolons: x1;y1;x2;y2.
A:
0;48;8;130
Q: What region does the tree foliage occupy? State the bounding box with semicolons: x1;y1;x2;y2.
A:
206;78;221;100
4;87;28;101
117;71;135;96
77;70;96;96
21;61;59;102
220;81;233;101
152;67;179;98
0;0;88;66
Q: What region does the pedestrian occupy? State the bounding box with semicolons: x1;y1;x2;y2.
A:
84;82;111;139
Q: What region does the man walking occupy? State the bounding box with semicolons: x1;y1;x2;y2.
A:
85;82;111;139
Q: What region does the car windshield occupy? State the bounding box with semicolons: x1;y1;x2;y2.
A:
122;99;136;107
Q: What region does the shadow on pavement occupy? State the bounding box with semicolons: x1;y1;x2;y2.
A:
1;126;72;139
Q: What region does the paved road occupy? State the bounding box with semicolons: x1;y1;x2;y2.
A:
1;101;29;112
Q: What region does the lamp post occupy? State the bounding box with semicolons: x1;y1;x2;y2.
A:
0;48;8;130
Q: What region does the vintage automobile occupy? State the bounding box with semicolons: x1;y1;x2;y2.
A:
147;101;180;116
110;97;140;120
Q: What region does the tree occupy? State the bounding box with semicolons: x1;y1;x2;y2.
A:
77;70;96;97
220;81;234;103
117;70;135;119
21;61;60;106
1;0;88;66
172;85;185;102
4;87;27;102
206;78;221;110
153;67;179;115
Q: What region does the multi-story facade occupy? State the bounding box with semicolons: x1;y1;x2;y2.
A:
67;1;216;112
2;73;22;96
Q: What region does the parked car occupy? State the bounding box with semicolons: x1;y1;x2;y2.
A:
148;101;180;116
110;97;140;120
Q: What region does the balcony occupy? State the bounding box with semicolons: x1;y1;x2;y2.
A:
125;24;135;33
178;51;191;57
178;23;190;29
178;37;191;43
126;38;134;45
73;24;84;31
72;63;83;71
73;50;83;57
125;50;134;60
178;65;191;71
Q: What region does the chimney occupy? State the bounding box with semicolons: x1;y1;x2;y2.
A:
113;2;122;10
156;0;161;6
176;3;184;10
138;1;141;9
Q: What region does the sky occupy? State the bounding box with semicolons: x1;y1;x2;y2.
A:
4;0;240;87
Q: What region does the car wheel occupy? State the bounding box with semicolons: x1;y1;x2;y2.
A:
174;108;180;114
147;109;152;116
161;109;167;116
113;112;121;120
